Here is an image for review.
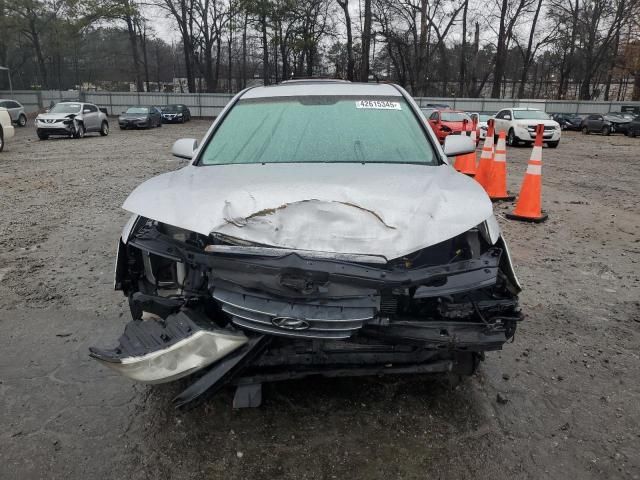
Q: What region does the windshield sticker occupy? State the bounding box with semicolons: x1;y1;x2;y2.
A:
356;100;401;110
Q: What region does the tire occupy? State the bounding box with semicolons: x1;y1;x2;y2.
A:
547;141;559;148
507;128;519;146
630;130;637;138
602;125;610;136
582;126;589;135
0;128;4;152
74;123;85;139
17;114;27;127
119;125;125;130
181;116;185;124
100;121;109;136
37;130;48;140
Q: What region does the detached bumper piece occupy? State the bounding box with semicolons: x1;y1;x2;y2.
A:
89;310;248;384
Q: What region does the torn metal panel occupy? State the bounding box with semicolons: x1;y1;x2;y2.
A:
122;162;494;260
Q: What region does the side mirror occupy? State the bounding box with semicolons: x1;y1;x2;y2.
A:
443;135;475;158
171;138;198;160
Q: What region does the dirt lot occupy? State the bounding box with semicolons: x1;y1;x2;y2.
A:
1;120;639;480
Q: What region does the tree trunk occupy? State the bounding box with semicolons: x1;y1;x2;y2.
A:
458;0;468;96
517;0;543;98
242;12;248;89
261;12;270;85
603;31;620;100
490;0;508;98
360;0;372;82
337;0;354;81
124;12;143;92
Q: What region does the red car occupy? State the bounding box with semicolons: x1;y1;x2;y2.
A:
427;109;474;144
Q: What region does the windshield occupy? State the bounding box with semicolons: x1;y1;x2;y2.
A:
513;110;550;120
199;96;438;166
440;112;471;122
162;105;179;113
50;103;81;114
125;107;149;114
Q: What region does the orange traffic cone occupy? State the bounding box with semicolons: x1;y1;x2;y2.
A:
506;124;548;223
454;119;477;176
475;119;494;189
470;118;478;146
485;131;515;201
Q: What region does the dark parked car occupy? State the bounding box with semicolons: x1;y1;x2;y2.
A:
551;113;583;131
161;104;191;123
624;116;640;137
118;106;162;129
90;80;522;409
580;114;631;135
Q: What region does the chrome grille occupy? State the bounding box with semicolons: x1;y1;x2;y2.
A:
213;288;376;339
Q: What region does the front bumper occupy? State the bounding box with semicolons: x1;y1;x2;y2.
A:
36;120;73;134
515;126;561;142
93;220;522;406
119;119;148;128
162;114;183;123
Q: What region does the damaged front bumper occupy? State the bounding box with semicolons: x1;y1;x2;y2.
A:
92;217;522;406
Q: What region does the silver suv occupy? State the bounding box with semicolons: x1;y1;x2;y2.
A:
0;99;27;127
35;101;109;140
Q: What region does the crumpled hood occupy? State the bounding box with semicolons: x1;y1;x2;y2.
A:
122;163;495;260
37;112;77;121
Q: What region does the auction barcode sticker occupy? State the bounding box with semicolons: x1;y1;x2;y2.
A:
356;100;401;110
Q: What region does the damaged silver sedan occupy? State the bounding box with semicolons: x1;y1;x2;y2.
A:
90;80;522;408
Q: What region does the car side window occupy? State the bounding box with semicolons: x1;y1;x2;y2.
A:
495;110;505;119
7;101;19;108
429;112;438;121
85;104;98;113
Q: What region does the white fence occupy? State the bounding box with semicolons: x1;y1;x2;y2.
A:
2;89;639;116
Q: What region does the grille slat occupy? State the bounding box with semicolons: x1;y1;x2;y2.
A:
214;288;376;339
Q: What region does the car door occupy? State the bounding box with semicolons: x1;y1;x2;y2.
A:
6;101;20;122
494;110;509;135
83;104;99;131
428;111;439;132
588;115;603;132
151;107;161;125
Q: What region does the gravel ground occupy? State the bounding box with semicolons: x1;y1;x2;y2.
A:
1;121;639;479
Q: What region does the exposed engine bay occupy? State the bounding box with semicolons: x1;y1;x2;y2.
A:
90;215;522;408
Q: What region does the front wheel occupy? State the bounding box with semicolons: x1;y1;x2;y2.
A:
74;123;85;139
582;126;589;135
37;130;48;140
602;125;610;136
100;121;109;136
507;129;519;146
0;129;4;151
630;129;637;138
547;141;559;148
18;114;27;127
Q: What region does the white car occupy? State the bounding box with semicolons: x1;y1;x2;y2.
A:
0;106;15;152
493;108;561;148
35;101;109;140
89;80;523;408
469;112;493;140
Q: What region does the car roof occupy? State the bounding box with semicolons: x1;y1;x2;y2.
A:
511;107;542;111
241;81;402;99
